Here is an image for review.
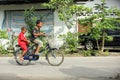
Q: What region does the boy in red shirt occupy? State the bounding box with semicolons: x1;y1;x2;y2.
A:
18;27;29;61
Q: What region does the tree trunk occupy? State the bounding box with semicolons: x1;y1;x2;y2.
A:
101;31;105;53
96;40;100;51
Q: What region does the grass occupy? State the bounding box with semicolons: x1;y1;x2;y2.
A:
0;50;120;57
0;53;13;57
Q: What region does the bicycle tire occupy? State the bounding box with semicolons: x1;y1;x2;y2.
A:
46;48;64;66
14;49;31;65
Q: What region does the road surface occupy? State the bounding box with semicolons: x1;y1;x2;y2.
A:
0;57;120;80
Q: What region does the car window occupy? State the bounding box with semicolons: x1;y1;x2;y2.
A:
106;29;116;35
115;22;120;35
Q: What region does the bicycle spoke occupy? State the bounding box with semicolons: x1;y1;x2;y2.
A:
46;49;64;66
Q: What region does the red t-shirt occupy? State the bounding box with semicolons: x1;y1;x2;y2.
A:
18;32;28;45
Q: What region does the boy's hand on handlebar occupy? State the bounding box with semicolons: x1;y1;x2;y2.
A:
43;33;46;37
40;32;46;36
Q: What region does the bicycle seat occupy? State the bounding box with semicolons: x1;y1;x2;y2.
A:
16;44;30;47
16;45;20;47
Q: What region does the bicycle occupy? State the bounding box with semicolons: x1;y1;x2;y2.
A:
13;34;64;66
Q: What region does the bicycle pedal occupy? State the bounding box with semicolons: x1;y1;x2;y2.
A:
24;55;29;60
29;56;33;59
29;55;39;60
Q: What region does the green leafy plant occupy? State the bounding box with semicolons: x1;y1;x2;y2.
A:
59;32;78;53
0;30;8;39
42;0;91;29
91;0;120;53
24;7;37;33
0;45;8;55
78;15;96;27
78;0;120;54
81;50;98;57
0;30;9;55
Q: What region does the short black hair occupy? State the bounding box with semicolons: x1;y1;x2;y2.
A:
36;20;42;24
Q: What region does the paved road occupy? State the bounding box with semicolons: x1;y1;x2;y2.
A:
0;57;120;80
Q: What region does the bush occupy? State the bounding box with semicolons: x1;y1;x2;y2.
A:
24;7;37;34
0;30;9;55
59;32;78;53
81;50;98;56
0;30;8;39
0;46;8;55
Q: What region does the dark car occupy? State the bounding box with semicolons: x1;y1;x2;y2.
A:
79;23;120;50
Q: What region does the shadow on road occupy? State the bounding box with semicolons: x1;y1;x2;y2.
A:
0;73;29;80
60;66;120;80
8;59;49;66
8;59;18;65
39;61;49;66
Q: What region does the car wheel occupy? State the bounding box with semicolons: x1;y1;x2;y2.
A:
85;40;94;50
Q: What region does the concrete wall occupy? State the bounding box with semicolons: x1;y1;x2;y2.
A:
0;3;41;29
0;10;4;29
0;0;120;32
54;11;69;36
0;3;43;10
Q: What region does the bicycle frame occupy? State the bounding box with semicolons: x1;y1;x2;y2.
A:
14;35;64;66
25;41;52;57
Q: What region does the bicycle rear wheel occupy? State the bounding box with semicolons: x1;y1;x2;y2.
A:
46;48;64;66
14;49;31;65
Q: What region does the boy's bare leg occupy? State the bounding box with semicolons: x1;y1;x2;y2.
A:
20;50;27;61
35;46;41;54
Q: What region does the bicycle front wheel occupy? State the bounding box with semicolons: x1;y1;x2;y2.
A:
14;49;31;65
46;48;64;66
